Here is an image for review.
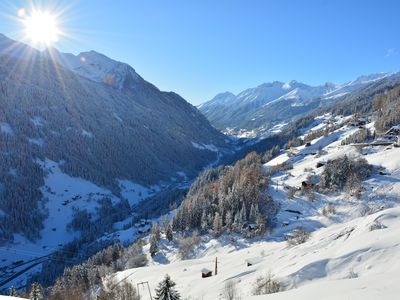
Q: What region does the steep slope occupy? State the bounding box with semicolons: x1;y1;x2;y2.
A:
0;34;228;243
110;114;400;300
200;73;398;136
114;207;400;300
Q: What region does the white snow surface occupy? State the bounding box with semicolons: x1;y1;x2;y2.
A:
0;159;157;288
192;142;219;152
113;207;400;300
48;49;142;90
111;116;400;300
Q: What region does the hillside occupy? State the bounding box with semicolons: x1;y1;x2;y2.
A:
113;207;400;300
108;113;400;300
27;99;400;299
0;33;231;286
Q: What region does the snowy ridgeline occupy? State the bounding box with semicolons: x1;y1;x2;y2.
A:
110;115;400;299
199;72;399;135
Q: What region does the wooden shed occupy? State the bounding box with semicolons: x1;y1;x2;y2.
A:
201;268;212;278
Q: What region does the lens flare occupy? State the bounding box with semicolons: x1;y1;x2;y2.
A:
23;10;60;46
17;8;26;17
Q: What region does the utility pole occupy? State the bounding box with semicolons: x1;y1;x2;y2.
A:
215;257;218;275
137;281;153;300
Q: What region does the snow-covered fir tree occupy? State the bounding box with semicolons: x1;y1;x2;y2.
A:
213;212;223;237
154;274;181;300
9;286;17;297
166;223;174;242
172;152;275;237
151;223;161;242
150;235;159;257
30;282;43;300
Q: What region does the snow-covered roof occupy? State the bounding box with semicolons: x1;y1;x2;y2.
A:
201;268;212;273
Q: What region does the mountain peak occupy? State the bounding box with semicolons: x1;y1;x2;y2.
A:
48;48;142;91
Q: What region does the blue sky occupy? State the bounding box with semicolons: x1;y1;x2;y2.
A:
1;0;399;104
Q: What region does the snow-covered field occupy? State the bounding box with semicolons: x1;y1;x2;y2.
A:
111;115;400;299
113;207;400;299
111;207;400;299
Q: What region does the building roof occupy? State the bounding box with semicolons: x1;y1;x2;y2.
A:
201;268;212;273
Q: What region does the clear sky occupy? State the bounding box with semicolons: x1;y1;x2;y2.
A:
0;0;399;104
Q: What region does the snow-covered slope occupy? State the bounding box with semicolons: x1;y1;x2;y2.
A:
46;48;143;91
113;206;400;300
0;33;230;289
110;115;400;300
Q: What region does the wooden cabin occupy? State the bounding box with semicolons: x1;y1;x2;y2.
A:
201;268;212;278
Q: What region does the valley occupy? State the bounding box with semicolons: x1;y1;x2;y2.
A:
0;2;399;298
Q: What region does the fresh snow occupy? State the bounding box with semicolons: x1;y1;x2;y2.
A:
110;115;400;300
118;179;160;206
27;138;44;147
192;142;219;152
49;49;141;90
0;159;157;288
113;207;400;300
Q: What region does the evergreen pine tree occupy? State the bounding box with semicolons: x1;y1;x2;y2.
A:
151;223;161;242
9;286;17;297
200;211;208;232
212;212;223;237
233;213;241;232
149;236;159;258
154;274;181;300
166;223;173;242
224;210;233;231
239;203;247;226
30;282;42;300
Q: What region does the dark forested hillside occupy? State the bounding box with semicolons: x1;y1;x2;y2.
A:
172;152;277;237
373;85;400;132
0;35;229;242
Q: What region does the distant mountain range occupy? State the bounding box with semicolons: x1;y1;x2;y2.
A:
199;72;399;137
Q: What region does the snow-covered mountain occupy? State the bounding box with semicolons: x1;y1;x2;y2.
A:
200;73;399;137
0;33;230;276
45;48;143;92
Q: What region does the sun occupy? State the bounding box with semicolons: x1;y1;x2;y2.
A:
23;10;60;46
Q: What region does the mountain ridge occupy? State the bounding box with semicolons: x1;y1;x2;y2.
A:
0;33;229;245
199;72;399;136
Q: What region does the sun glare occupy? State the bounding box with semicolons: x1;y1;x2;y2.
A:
23;10;60;46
